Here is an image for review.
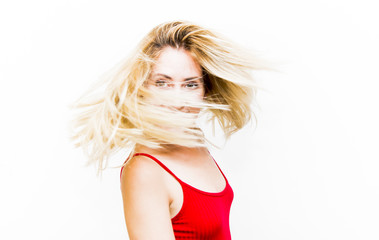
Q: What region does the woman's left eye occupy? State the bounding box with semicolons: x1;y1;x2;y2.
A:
186;82;199;88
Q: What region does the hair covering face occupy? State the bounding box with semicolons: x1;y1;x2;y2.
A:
71;20;264;174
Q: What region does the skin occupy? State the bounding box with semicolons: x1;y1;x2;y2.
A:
146;47;205;114
120;47;227;239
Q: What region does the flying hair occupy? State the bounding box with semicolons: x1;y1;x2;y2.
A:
70;20;267;175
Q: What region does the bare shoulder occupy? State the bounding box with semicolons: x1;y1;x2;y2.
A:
120;154;167;195
120;154;175;239
121;155;168;203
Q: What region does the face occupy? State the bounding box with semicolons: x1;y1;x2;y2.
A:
146;46;205;114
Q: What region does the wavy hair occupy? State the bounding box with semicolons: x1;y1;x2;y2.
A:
70;20;266;174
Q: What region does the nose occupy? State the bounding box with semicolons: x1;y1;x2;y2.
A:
171;90;190;113
174;105;189;112
171;97;187;112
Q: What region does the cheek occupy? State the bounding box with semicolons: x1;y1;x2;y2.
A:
196;86;205;99
187;90;205;113
187;90;204;103
195;91;204;100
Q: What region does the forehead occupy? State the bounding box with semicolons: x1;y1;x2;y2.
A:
151;47;202;79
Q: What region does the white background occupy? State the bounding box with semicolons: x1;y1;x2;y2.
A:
1;0;378;239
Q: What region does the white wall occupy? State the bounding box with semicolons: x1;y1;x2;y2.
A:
1;0;378;239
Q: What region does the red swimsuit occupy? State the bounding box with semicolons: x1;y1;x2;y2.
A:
120;152;234;240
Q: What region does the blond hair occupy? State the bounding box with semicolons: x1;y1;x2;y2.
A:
70;20;265;175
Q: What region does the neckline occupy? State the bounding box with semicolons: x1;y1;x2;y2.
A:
179;178;229;196
132;152;229;196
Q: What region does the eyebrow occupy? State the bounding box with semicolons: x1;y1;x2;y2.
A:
153;73;203;81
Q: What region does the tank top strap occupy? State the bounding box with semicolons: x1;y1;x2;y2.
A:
130;153;184;183
120;151;228;185
207;150;229;183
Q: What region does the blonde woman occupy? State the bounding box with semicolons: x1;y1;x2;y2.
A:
72;20;264;239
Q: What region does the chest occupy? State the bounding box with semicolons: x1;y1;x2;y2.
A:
163;155;232;219
170;181;234;239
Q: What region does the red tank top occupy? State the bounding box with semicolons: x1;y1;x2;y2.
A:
120;152;234;240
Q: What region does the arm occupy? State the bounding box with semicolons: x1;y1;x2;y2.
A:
120;155;176;240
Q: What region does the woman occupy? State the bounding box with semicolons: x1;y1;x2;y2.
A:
72;20;263;239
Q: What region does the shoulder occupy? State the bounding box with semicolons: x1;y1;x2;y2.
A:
120;154;167;193
120;154;176;239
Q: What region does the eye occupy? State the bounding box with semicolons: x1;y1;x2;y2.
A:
155;80;169;88
185;81;199;89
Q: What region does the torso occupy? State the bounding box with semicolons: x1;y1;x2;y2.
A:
133;145;227;218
